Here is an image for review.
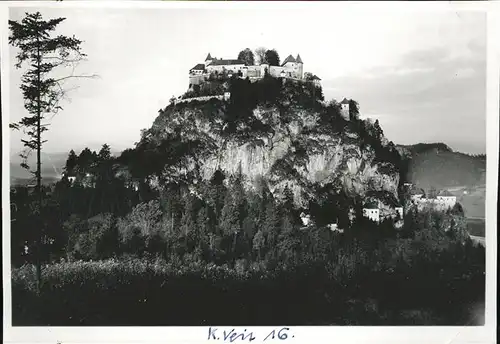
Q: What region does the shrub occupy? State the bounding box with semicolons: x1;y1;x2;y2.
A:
117;200;163;254
70;213;117;261
11;243;485;326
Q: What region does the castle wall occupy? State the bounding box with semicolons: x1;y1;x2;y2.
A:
267;65;303;79
242;65;267;78
188;58;306;89
269;66;286;78
206;64;245;74
206;65;225;73
175;95;223;104
174;92;231;105
189;75;206;87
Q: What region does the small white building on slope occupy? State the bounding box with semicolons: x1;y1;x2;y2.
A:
395;206;404;219
340;98;350;121
363;200;381;223
363;207;380;223
436;190;457;209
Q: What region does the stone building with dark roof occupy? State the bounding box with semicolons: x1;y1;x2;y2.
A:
278;54;304;79
282;54;296;65
189;63;206;74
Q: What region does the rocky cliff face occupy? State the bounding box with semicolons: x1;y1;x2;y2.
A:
144;98;400;209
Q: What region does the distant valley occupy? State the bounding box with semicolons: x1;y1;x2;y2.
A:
397;142;486;190
397;142;485;218
9;150;121;186
397;142;486;236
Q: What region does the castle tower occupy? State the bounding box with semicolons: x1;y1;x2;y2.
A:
340;98;350;120
296;54;303;79
205;53;213;66
281;54;296;78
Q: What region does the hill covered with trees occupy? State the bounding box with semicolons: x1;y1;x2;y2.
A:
397;143;486;189
11;71;484;326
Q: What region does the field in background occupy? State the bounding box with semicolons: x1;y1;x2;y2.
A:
402;144;486;191
453;185;486;219
445;185;485;237
466;218;486;237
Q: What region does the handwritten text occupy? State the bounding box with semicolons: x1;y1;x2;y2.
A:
207;327;294;342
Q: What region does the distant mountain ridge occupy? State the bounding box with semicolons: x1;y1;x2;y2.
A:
396;142;486;190
10;149;122;186
397;142;453;156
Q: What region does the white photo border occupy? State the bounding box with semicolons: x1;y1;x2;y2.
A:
1;1;497;344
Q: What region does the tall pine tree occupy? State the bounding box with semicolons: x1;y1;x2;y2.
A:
9;12;94;287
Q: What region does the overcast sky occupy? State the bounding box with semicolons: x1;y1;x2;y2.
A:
8;5;486;156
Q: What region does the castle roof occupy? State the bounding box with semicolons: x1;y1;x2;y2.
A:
340;98;350;104
205;53;212;61
281;54;296;65
309;74;321;80
209;59;245;66
296;54;303;63
438;190;455;197
409;187;425;195
190;63;205;71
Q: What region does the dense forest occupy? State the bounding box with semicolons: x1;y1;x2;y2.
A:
11;150;484;325
10;77;485;325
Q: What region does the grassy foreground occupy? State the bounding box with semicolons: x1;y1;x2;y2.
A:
12;247;485;326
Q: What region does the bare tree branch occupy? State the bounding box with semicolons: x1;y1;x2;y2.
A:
53;73;99;83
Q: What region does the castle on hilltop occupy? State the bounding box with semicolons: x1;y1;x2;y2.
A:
188;52;320;90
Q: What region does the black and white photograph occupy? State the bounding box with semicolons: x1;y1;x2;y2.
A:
1;1;497;342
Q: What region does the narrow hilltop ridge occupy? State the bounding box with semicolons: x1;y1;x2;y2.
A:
121;74;405;222
397;142;486;189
